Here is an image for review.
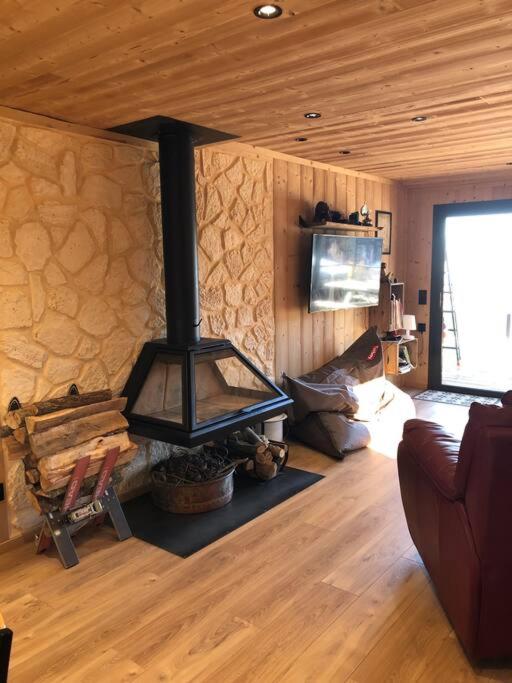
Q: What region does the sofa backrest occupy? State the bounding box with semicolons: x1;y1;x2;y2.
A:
460;398;512;561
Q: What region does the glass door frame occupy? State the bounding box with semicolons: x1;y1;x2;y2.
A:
429;198;512;398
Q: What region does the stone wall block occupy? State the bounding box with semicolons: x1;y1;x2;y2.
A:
15;222;51;271
60;150;77;196
82;208;107;248
45;357;81;384
47;285;79;317
0;332;47;368
30;178;61;199
81;142;113;171
14;137;58;181
101;328;135;375
5;186;34;221
0;287;32;328
110;218;132;254
74;254;107;295
0;121;16;164
0;259;27;285
57;221;96;273
38;202;77;229
78;360;109;393
78;298;117;336
81;174;122;209
0;365;36;407
34;311;80;355
44;261;67;286
29;272;45;322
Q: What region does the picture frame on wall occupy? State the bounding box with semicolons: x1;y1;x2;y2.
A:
376;210;392;254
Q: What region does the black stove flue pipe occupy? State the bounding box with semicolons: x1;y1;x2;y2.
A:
158;126;200;346
109;116;238;347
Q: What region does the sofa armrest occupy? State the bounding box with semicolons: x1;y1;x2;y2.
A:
401;419;461;500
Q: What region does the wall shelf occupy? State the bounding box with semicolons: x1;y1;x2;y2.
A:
298;215;381;234
382;338;418;376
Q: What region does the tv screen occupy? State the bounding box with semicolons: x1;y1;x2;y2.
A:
309;234;383;313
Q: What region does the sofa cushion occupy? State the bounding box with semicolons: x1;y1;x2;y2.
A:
292;412;371;459
301;326;384;385
455;400;512;496
284;375;358;423
402;419;461;500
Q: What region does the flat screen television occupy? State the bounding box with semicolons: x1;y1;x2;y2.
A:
308;233;383;313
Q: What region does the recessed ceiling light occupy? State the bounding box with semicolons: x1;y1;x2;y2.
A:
304;112;321;119
295;137;308;142
340;150;351;155
411;115;428;122
254;4;282;19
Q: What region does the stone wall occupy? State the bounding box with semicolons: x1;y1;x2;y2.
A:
0;113;275;537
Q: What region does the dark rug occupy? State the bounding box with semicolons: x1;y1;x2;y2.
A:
415;389;501;407
121;466;323;557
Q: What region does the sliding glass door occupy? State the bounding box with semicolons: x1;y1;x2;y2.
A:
429;200;512;396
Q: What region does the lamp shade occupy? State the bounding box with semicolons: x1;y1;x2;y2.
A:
402;314;417;331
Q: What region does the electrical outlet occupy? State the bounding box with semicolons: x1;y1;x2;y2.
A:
418;322;426;333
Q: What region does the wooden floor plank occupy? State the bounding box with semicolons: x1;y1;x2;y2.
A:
1;398;509;682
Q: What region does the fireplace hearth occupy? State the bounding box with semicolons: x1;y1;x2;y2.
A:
112;116;292;446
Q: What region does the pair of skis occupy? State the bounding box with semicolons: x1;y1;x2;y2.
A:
36;447;132;569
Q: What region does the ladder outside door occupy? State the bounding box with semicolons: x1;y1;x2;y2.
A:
442;257;462;366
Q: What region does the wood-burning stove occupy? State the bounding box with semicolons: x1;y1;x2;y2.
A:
111;116;292;446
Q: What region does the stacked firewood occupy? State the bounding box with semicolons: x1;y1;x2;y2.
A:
1;390;137;513
226;427;288;480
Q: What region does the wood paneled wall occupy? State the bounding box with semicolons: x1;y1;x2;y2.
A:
273;158;407;380
404;176;512;388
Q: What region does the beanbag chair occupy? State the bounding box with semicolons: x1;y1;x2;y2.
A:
284;327;401;459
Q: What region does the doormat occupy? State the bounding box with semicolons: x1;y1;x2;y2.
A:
121;467;324;557
415;390;501;407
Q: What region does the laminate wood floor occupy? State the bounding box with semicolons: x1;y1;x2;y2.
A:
1;398;511;682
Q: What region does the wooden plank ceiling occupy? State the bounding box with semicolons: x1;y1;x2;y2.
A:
1;0;512;181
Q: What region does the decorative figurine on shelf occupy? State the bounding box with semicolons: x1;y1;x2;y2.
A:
314;201;331;223
360;201;372;226
348;211;360;225
313;201;346;224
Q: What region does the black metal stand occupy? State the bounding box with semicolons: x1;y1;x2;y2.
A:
36;487;132;569
35;448;132;569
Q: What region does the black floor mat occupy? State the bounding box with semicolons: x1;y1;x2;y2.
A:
121;466;324;557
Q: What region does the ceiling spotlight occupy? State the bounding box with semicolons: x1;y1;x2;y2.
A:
411;115;428;122
254;4;282;19
304;112;321;119
295;136;308;142
340;150;351;155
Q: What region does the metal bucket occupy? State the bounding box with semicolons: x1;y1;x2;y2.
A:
151;468;234;514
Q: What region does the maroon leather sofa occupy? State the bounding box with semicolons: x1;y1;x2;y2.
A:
397;392;512;661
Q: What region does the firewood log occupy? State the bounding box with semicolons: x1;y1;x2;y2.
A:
25;468;40;485
13;427;27;445
268;443;285;461
227;440;265;456
5;389;113;429
25;486;43;514
29;410;128;458
1;435;31;461
25;397;127;434
255;461;278;480
38;432;131;478
255;450;273;465
242;427;263;445
0;425;12;438
39;445;138;492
